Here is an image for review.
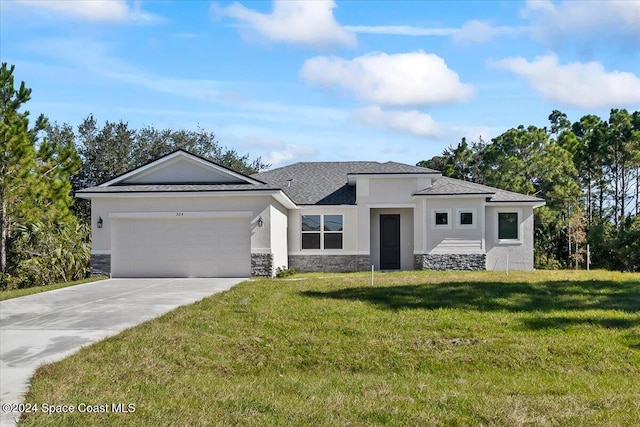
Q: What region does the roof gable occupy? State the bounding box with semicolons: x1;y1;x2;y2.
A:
100;150;262;187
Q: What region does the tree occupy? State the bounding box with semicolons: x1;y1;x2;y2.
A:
1;63;87;288
0;63;43;277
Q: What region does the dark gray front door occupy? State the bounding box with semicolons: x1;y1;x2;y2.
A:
380;214;401;270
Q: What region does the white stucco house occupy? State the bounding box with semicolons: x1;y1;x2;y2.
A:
77;150;545;278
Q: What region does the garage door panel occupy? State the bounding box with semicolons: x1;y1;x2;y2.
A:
112;216;250;278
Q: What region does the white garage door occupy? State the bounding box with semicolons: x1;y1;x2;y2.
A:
111;213;251;278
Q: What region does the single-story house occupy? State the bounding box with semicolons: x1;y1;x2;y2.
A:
77;149;545;278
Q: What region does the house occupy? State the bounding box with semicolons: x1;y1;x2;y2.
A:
76;149;545;278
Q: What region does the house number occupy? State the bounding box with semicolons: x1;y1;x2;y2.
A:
176;212;184;217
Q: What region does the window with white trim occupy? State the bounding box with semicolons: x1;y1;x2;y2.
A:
432;209;451;229
457;208;477;228
498;212;519;240
302;214;343;250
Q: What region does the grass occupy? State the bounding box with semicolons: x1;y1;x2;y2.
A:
0;276;106;301
19;270;640;426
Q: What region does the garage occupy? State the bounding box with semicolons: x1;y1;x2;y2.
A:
111;212;251;278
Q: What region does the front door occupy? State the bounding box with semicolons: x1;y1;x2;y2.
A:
380;214;401;270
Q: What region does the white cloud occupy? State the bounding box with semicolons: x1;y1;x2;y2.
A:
452;20;527;44
219;0;356;48
300;51;474;107
11;0;160;23
344;25;457;37
353;106;442;138
521;0;640;49
492;53;640;109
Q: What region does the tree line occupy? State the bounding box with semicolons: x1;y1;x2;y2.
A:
1;63;268;289
418;109;640;271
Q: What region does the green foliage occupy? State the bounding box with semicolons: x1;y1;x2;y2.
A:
1;63;87;289
275;267;297;278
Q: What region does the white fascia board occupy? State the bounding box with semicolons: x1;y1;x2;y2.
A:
78;190;283;199
273;191;297;210
413;194;490;200
100;151;263;187
486;200;546;208
347;173;440;185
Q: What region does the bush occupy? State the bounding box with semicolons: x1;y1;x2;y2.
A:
275;267;297;278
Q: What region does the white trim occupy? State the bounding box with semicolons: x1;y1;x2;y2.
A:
487;200;545;208
109;211;253;220
495;208;523;244
289;251;369;256
431;209;451;229
456;208;477;229
91;250;111;255
415;194;491;199
366;203;416;209
100;151;262;187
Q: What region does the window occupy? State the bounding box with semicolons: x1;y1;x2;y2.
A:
302;214;343;250
460;212;473;225
498;212;519;240
432;209;451;229
456;209;476;228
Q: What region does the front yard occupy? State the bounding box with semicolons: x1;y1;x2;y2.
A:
20;270;640;426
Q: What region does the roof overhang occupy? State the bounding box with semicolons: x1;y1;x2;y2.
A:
486;200;546;209
413;193;493;199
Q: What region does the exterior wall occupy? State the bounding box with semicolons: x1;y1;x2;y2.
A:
251;253;273;276
414;254;486;271
369;208;414;270
289;255;370;272
485;205;535;271
269;204;289;272
90;254;111;276
89;194;285;276
126;159;246;184
422;197;486;254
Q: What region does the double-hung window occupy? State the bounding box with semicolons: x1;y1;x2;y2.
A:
302;214;343;250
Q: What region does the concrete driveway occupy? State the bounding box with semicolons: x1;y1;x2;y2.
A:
0;277;243;426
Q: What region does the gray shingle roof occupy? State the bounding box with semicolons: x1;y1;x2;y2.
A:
415;176;544;203
252;161;438;205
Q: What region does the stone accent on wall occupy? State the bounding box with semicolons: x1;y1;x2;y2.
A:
414;254;486;271
289;255;371;273
251;253;274;277
90;254;111;276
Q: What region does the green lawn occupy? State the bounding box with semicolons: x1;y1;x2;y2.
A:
19;270;640;426
0;276;106;301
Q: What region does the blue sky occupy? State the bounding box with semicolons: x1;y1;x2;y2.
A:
2;0;639;167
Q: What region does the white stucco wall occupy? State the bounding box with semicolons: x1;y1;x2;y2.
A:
270;203;289;270
485;205;535;271
89;194;279;258
421;197;486;254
